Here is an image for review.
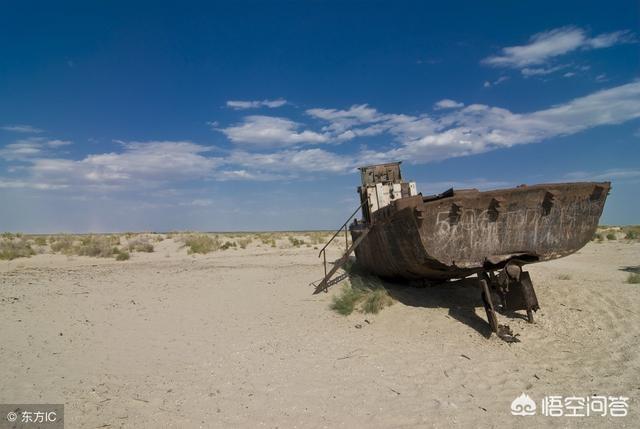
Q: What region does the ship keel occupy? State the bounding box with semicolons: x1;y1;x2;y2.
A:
477;262;540;340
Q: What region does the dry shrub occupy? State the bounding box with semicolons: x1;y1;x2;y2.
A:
75;235;119;258
128;237;154;253
34;236;48;246
0;237;35;260
330;262;394;315
627;273;640;284
221;241;236;250
237;237;252;249
183;234;221;254
288;236;305;247
115;250;130;261
622;226;640;240
306;232;329;245
50;235;76;254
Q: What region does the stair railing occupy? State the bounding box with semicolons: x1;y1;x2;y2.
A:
318;200;368;283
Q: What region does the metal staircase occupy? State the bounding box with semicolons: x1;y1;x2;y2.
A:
313;201;370;294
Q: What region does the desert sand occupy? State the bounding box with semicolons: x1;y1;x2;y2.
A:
1;235;638;428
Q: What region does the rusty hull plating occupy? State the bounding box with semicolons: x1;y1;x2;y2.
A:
350;165;610;281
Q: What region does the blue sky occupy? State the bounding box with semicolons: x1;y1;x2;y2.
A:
1;0;639;232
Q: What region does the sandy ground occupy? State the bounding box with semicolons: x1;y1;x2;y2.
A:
1;238;638;428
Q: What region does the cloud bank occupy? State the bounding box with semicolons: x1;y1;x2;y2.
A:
2;81;640;193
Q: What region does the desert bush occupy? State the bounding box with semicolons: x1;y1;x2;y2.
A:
330;262;394;315
361;287;394;314
115;250;130;261
288;236;305;247
221;241;237;250
237;237;252;249
606;233;617;240
184;234;221;254
34;236;48;246
75;235;118;258
50;235;75;254
623;226;640;240
627;273;640;284
558;274;572;280
306;232;329;245
0;237;36;260
128;237;154;253
330;284;365;315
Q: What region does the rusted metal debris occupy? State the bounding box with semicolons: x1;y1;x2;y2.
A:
316;162;610;336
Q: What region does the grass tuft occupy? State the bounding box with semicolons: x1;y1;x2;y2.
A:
361;287;394;314
237;237;252;249
627;273;640;284
115;250;130;261
183;234;221;254
0;237;36;260
606;233;617;240
75;235;119;257
288;236;305;247
221;241;237;250
127;237;154;253
330;284;365;315
558;274;572;281
329;261;394;316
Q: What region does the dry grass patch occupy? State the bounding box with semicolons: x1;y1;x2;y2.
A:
50;235;76;254
115;250;130;261
127;236;154;253
330;262;394;316
622;225;640;240
627;273;640;284
237;237;252;249
75;235;120;258
558;274;572;281
183;234;221;254
288;236;305;247
0;236;36;260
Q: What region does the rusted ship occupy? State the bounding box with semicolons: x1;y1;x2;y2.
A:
315;162;610;334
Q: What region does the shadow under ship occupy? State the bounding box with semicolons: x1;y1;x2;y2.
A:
315;162;610;336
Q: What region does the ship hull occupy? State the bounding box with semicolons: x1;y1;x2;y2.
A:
350;182;610;280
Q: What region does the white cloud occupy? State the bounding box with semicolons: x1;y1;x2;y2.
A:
220;115;329;147
484;76;509;87
434;99;464;110
482;26;635;74
0;137;73;160
0;179;68;190
358;81;640;163
228;148;354;174
520;64;568;77
5;82;640;191
0;140;44;159
29;141;222;190
226;98;288;110
1;124;44;133
306;104;392;141
46;139;72;147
